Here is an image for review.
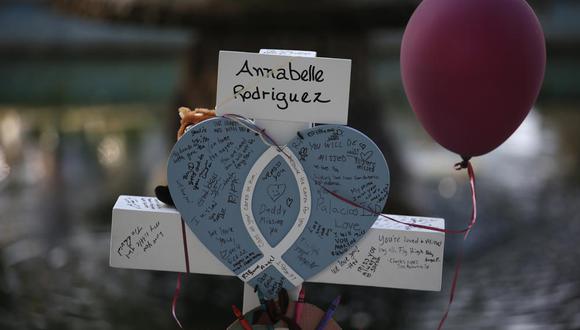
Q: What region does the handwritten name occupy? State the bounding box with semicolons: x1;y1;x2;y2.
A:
232;59;331;110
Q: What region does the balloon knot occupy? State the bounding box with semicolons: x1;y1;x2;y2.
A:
454;156;471;171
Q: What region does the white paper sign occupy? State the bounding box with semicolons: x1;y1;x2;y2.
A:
216;51;351;124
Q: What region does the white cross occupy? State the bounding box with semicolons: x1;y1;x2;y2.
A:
109;50;446;321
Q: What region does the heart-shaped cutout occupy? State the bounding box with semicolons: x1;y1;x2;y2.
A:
168;117;389;298
267;183;287;202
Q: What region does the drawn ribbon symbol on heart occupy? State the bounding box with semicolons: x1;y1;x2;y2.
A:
168;117;390;298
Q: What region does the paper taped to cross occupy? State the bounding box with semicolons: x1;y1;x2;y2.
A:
110;195;445;291
216;51;351;125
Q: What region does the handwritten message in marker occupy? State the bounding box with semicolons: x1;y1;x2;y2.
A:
167;117;390;298
216;51;351;124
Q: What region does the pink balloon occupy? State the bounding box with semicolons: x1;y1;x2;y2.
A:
401;0;546;157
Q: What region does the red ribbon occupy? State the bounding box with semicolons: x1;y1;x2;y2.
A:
172;273;184;328
172;219;191;328
437;162;476;330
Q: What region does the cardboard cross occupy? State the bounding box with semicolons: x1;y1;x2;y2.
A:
109;50;445;318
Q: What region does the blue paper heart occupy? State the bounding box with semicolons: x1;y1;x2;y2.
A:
168;117;389;298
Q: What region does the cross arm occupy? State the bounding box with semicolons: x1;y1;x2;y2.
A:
110;195;445;309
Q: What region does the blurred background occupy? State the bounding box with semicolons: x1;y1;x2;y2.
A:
1;0;579;329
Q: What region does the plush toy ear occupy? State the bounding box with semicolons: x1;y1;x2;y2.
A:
178;107;192;119
177;108;216;140
154;185;174;206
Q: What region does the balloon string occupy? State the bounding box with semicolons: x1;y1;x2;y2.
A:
436;161;476;330
319;185;473;235
172;219;191;329
436;243;463;330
